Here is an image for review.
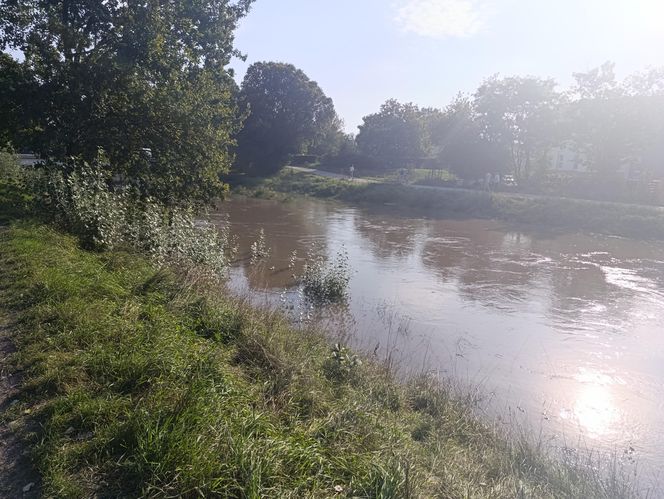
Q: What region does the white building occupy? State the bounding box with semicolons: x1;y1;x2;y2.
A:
548;143;588;174
547;143;638;180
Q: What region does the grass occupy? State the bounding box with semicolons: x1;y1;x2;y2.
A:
0;180;648;498
240;170;664;240
312;166;456;186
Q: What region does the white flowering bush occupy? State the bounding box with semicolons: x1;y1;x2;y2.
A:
40;164;231;277
45;164;127;248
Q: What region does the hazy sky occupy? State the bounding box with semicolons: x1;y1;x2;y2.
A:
230;0;664;132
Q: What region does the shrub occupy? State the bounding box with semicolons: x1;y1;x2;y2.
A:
323;343;362;382
300;246;351;303
37;163;231;276
0;148;21;181
249;228;270;265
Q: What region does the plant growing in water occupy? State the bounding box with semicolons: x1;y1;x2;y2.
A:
288;249;298;270
249;228;270;264
300;246;351;303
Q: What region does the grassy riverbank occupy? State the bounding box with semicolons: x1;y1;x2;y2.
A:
237;170;664;240
0;184;642;498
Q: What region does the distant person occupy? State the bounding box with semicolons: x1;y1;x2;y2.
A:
485;172;493;191
399;168;407;183
349;164;355;180
494;173;501;186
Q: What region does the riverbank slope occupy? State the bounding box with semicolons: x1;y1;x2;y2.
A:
0;182;642;497
236;170;664;240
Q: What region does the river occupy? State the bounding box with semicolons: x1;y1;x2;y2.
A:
211;196;664;482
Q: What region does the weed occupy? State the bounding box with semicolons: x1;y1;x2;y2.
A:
323;343;362;382
249;227;270;265
300;246;351;303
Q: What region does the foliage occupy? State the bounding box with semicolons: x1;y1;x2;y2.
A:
0;150;37;223
474;75;562;180
35;163;231;276
0;0;254;205
324;343;362;382
236;62;341;176
351;65;664;190
0;148;21;182
0;53;38;148
300;246;351;303
356;99;431;169
433;95;510;180
565;62;664;177
318;130;375;173
249;227;270;264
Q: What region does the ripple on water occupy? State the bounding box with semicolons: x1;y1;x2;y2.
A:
600;265;664;301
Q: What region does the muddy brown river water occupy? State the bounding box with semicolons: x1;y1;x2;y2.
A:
212;196;664;482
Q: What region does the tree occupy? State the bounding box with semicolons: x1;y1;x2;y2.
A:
565;63;664;178
0;0;254;205
0;52;37;148
474;75;561;180
434;95;509;180
235;62;340;175
356;100;430;169
626;69;664;179
572;61;621;100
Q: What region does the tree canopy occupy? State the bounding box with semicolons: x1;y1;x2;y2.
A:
235;62;340;175
0;0;254;205
0;52;37;147
356;100;430;169
473;75;561;181
564;63;664;178
433;95;509;180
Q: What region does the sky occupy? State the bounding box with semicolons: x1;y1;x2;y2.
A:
229;0;664;132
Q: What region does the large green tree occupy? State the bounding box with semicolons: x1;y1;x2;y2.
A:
566;63;664;178
235;62;340;175
0;52;37;147
0;0;253;205
434;95;509;180
356;99;430;169
627;69;664;179
474;76;561;180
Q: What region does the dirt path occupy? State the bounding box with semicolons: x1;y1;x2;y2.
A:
0;227;40;497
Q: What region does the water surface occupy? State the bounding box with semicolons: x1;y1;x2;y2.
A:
212;196;664;479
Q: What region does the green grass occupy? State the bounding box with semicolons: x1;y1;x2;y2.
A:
244;171;664;240
312;166;455;186
0;179;646;497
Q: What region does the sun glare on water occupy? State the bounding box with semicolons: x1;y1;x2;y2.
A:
561;369;621;438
